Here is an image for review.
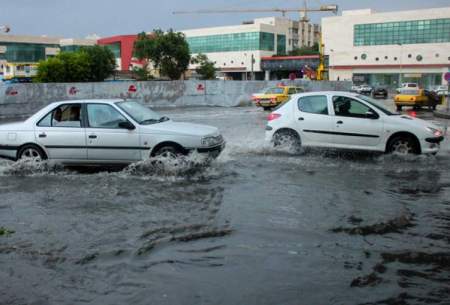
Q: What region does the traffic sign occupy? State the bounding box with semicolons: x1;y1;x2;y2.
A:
445;72;450;82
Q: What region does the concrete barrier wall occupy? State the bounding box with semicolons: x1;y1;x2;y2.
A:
0;80;351;120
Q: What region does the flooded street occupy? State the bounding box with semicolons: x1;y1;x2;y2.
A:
1;106;450;305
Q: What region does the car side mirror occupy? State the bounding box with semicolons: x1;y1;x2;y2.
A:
366;110;379;119
119;121;135;130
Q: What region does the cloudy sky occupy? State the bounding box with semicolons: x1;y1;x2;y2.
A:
1;0;449;38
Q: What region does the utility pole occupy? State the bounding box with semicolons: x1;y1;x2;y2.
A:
398;43;403;87
251;54;255;81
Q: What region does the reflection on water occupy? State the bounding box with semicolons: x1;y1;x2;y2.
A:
0;106;449;305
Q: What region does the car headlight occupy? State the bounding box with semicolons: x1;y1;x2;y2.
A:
202;135;223;147
426;127;443;137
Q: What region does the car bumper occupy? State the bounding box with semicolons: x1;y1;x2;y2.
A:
421;136;444;153
197;142;226;158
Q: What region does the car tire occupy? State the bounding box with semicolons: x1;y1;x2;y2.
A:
387;135;420;155
273;129;301;153
396;105;402;111
17;144;46;161
263;106;272;111
153;145;184;159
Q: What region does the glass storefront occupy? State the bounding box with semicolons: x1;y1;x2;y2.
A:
187;32;277;53
354;18;450;46
353;73;443;89
104;42;121;59
0;42;59;62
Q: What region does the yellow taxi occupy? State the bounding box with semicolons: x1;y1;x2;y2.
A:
395;89;443;111
252;85;304;110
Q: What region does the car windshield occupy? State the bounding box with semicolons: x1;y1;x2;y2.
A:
357;95;399;116
116;100;169;125
265;87;284;94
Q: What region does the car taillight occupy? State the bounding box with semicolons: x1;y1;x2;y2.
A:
409;111;417;117
271;97;277;102
268;113;281;121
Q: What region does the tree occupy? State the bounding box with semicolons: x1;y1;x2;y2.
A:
35;46;115;83
191;53;216;80
82;45;116;82
133;29;191;80
288;42;320;56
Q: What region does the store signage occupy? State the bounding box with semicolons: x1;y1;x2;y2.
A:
0;46;6;54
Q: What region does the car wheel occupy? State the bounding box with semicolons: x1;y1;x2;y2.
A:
396;105;402;111
387;136;420;155
17;144;46;161
263;106;272;111
273;129;301;153
153;145;183;159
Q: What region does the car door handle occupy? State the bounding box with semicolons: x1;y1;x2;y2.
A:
38;133;46;138
336;121;343;124
88;135;97;139
298;117;305;121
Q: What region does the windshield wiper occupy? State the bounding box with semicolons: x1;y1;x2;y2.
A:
158;116;170;122
140;118;159;125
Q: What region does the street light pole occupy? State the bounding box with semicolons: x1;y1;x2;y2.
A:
398;43;403;86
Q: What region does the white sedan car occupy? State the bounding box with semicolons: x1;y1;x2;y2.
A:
265;92;445;155
0;99;225;164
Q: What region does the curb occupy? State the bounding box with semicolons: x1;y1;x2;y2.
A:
433;110;450;119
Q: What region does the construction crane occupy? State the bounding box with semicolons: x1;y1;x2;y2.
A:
173;4;338;19
174;1;336;81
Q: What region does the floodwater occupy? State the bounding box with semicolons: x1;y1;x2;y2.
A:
1;106;450;305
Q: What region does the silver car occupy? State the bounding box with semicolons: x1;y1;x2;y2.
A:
0;99;225;164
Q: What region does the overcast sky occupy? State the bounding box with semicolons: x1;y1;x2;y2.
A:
1;0;449;38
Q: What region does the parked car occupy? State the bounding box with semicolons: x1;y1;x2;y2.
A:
396;83;419;94
350;85;360;93
252;85;304;111
357;84;373;95
0;99;225;164
433;85;449;97
265;91;444;155
395;89;442;111
372;87;388;99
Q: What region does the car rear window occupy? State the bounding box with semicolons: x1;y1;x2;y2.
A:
298;95;329;115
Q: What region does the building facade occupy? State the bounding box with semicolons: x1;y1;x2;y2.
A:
0;34;96;81
322;7;450;89
183;17;320;80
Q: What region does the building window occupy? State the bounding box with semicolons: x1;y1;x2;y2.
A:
354;56;358;60
187;32;275;53
416;55;423;61
394;57;398;61
384;56;388;60
408;54;412;58
277;34;286;55
353;18;450;46
435;54;440;58
375;57;379;61
361;53;367;60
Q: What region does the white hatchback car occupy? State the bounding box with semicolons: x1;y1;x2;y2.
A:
265;92;444;155
0;99;225;164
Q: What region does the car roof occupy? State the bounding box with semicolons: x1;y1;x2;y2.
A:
296;91;360;97
51;99;124;105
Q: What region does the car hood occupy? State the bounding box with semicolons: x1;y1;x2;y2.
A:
140;120;219;137
388;115;441;131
